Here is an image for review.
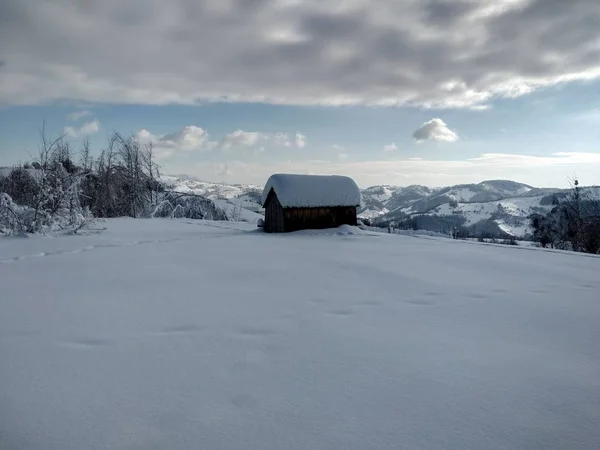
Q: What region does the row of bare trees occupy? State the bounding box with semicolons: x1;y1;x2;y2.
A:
1;126;162;235
79;132;161;218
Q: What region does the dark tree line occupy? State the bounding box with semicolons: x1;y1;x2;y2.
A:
529;179;600;254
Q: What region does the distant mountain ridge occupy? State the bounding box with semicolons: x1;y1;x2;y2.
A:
161;175;598;237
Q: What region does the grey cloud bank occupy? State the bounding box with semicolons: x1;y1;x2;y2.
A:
1;0;599;108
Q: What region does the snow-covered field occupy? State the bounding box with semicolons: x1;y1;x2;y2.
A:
1;219;600;450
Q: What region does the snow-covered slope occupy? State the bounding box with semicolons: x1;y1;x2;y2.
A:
1;219;600;450
162;175;261;201
429;194;552;237
360;181;600;238
359;180;537;219
213;199;264;223
159;176;596;237
161;175;263;222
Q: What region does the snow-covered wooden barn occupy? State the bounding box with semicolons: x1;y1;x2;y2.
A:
261;174;361;233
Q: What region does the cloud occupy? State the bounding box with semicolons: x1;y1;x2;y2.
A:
221;130;263;150
413;118;458;142
217;163;232;177
295;133;307;148
331;144;345;150
63;119;100;137
136;126;306;157
383;142;398;152
135;126;215;159
273;132;292;148
338;153;349;161
166;152;600;189
220;129;305;150
2;0;600;108
67;109;92;121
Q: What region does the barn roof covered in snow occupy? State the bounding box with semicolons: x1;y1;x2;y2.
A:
262;174;361;208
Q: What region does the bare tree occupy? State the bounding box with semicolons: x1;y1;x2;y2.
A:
79;138;93;173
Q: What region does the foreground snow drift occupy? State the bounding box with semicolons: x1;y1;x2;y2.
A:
1;219;600;450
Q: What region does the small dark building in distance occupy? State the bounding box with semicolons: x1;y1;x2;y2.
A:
261;174;361;233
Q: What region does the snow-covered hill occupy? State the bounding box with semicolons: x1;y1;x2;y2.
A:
360;180;599;238
360;180;538;218
161;175;263;222
2;218;600;450
160;175;598;237
161;175;262;201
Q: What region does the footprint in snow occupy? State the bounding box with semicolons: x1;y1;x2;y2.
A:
159;324;205;335
465;293;488;299
530;288;550;294
236;326;276;339
407;299;435;306
354;300;382;307
327;309;354;317
59;338;112;349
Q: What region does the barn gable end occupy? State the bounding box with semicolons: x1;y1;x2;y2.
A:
262;174;361;233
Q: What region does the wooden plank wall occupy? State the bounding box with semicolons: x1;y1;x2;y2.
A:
264;189;358;233
264;190;285;233
284;206;357;232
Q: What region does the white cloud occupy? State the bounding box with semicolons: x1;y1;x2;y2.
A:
295;133;306;148
383;142;398;152
331;144;345;150
273;132;292;148
137;126;307;157
221;130;263;150
221;130;306;150
63;119;100;137
413;118;458;142
67;109;92;121
338;153;349;161
135;125;215;159
2;0;600;108
217;163;232;177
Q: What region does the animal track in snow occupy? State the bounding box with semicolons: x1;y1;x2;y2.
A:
530;288;550;294
407;299;435;306
423;292;441;297
236;326;276;339
354;300;381;307
465;293;489;299
159;324;205;335
0;230;244;264
327;309;354;317
59;338;112;349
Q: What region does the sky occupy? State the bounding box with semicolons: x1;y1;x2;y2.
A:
1;0;600;188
